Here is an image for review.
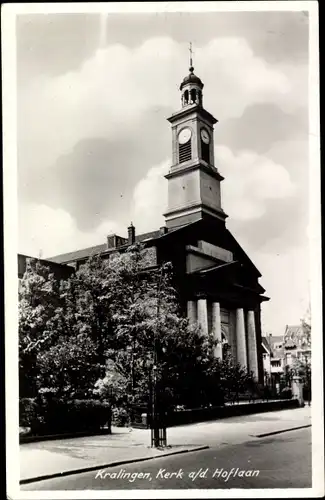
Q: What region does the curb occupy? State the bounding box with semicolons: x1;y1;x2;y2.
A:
20;445;209;485
252;424;311;438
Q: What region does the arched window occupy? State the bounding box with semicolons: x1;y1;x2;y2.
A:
184;90;189;105
190;89;196;104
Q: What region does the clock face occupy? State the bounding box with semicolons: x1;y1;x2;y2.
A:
201;128;210;144
178;127;192;144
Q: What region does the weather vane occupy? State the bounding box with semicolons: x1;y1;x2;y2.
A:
189;42;194;70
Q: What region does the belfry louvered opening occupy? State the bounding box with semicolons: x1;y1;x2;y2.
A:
179;140;192;163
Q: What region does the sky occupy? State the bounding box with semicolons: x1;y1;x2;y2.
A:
16;7;311;336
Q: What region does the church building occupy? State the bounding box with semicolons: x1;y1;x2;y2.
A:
42;59;269;382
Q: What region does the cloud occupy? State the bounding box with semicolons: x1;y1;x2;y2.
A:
18;35;303;173
18;36;306;234
132;160;169;233
19;143;296;257
252;247;310;336
216;146;296;221
18;203;123;258
217;103;308;155
18;108;172;231
129;144;298;237
17;12;308;82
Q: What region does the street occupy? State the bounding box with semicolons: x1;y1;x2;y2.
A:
21;427;311;490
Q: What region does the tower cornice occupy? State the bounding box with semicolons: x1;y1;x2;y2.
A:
163;203;228;227
167;105;218;125
165;161;224;182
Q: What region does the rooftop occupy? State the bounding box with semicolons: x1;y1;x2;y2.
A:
46;226;179;265
284;325;304;338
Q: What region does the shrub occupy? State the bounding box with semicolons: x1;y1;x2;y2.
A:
280;387;292;400
19;398;37;427
67;399;112;432
112;407;130;427
20;396;111;435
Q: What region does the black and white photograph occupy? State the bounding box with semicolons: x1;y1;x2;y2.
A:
2;1;323;498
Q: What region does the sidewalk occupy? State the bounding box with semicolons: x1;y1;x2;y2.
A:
20;406;311;483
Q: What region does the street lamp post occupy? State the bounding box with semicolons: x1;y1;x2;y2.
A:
126;344;135;426
151;364;159;447
150;264;167;448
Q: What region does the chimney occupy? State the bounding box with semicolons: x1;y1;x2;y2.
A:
159;226;168;236
128;222;135;244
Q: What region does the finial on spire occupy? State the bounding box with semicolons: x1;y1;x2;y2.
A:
189;42;194;72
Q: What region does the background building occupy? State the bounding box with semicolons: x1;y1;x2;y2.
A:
262;325;311;393
283;324;311;366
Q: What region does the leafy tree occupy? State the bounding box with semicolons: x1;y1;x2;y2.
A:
93;359;128;406
67;254;116;365
19;257;111;399
216;352;256;404
36;333;101;399
19;259;62;355
19;259;62;397
290;357;311;383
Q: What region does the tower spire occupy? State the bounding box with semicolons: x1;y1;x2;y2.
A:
189;42;194;72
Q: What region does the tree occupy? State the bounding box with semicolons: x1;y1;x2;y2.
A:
19;259;62;355
216;352;256;404
36;333;102;399
281;364;294;389
19;259;62;397
19;257;111;399
67;254;116;366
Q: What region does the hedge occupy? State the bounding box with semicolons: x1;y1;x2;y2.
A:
164;398;300;427
20;397;111;436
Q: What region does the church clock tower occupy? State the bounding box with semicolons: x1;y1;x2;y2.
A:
164;49;228;229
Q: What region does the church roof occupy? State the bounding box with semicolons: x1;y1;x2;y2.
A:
47;218;264;292
48;243;108;264
47;228;176;264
